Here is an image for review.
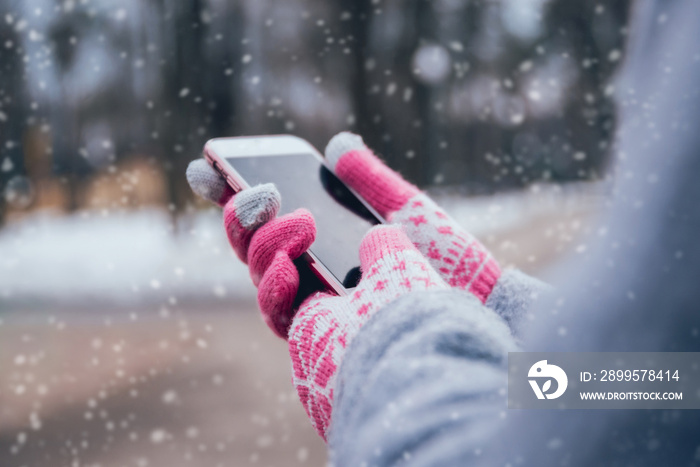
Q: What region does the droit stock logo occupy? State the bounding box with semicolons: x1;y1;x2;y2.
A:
528;360;568;400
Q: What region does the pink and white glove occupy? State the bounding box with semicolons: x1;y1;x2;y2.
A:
325;132;501;302
186;133;501;439
288;225;448;438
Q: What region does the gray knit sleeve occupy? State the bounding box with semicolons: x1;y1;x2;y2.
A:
485;268;551;337
327;289;516;467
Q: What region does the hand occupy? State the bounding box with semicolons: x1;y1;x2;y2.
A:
187;132;501;331
187;160;315;336
325;132;501;302
289;225;451;438
187;158;450;439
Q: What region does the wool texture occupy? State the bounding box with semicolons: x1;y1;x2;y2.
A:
187;143;508;440
288;225;449;439
186;158;234;206
246;209;316;338
325;132;501;302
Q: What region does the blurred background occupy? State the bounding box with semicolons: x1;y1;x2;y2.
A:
0;0;631;466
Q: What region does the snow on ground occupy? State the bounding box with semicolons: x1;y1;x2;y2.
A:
0;183;603;308
0;208;254;308
433;182;604;237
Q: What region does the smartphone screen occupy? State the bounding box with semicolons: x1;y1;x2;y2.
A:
225;153;381;288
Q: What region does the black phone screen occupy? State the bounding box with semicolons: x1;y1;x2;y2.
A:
226;154;381;288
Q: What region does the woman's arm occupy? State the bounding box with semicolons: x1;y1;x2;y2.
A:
328;289;516;466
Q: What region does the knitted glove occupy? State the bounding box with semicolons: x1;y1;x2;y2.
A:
188;159;448;439
187;159;314;336
288;225;448;439
325;132;501;302
187;132;501;331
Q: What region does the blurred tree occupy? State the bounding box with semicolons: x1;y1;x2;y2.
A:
380;0;631;190
2;0;634;222
48;12;88;211
45;1;143;210
339;0;375;146
202;2;243;140
152;0;209;219
542;1;631;180
440;0;496;190
0;7;28;225
340;0;438;186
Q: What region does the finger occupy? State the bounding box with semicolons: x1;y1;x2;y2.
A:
247;209;316;286
223;183;281;262
186;158;235;206
389;196;501;303
325;134;501;302
324;132;419;219
358;224;417;272
257;250;300;338
357;225;447;295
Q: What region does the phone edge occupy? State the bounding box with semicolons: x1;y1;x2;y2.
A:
204;136;375;297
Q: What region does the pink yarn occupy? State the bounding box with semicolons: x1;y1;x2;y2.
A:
334;149;419;218
257;250;301;338
390;195;501;303
247;209;316;286
221;207;316;338
328;134;501;303
222;183;281;264
358;222;416;270
223;206;253;263
288;226;449;439
216;185;235;206
247;209;316;338
210;132;506;441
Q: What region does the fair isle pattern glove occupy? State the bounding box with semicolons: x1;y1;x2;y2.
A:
289;225;448;439
325;132;501;302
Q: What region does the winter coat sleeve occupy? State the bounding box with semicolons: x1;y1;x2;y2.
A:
327;289;518;467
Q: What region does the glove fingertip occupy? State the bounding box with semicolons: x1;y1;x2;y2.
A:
233;183;282;229
186;159;233;205
324;132;367;170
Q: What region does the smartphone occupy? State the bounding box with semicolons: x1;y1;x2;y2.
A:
204;135;385;296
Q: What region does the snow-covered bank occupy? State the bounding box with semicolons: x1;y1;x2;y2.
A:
0;183;603;309
0;208;254;309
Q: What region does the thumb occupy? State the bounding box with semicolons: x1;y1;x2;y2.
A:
257;250;300;338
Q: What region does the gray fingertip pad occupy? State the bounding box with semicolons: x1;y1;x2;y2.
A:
233;183;282;229
324;132;367;170
186;159;229;203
